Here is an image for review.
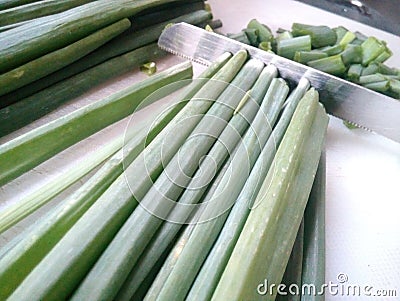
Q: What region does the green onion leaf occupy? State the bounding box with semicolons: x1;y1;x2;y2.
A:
318;44;343;56
359;73;387;84
140;62;157;75
363;80;390;92
227;31;250;44
333;26;348;43
277;35;311;60
294;50;327;64
258;41;272;51
244;28;258;46
247;19;273;43
347;64;363;83
340;44;362;65
307;55;346;76
292;22;336;48
361;63;379;76
339;30;356;47
361;37;386;66
374;48;393;63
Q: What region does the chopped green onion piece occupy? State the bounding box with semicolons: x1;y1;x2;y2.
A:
227;32;250;45
276;27;288;34
355;31;368;41
294;50;327;64
244;28;258;46
340;44;362;65
359;73;387;84
361;63;379;76
277;35;311;60
339;31;356;47
319;44;343;56
384;75;400;80
272;31;292;52
205;24;213;32
307;55;346;76
383;75;400;82
258;41;271;51
363;80;390;92
389;79;400;94
350;39;362;45
361;37;386;66
276;30;293;41
204;3;211;12
350;32;368;46
377;63;398;75
333;26;348;43
292;22;336;48
140;62;157;75
374;48;393;63
347;64;363;83
200;19;223;31
247;19;273;43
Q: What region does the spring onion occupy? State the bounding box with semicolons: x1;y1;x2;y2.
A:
0;43;167;135
115;65;278;301
361;37;386;66
347;64;363;83
363;81;390;92
307;55;346;76
0;61;192;187
276;221;304;301
294;50;327;64
140;62;157;75
6;52;243;301
340;44;362;65
151;77;289;301
247;18;273;43
301;152;326;301
211;89;328;301
338;31;356;48
0;93;185;300
244;28;258;45
318;44;343;56
359;73;387;85
186;78;310;301
70;57;263;301
0;18;131;97
277;35;311;60
292;23;336;48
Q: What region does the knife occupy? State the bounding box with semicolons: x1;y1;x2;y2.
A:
158;23;400;143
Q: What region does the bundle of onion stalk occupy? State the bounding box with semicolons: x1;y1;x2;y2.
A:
0;51;328;301
0;0;221;136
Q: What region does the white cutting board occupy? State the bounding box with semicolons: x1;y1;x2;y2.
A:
0;1;399;300
207;0;400;300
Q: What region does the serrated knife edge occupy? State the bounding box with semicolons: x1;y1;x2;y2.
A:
159;23;400;143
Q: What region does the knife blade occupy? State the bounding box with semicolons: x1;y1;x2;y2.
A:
158;23;400;143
